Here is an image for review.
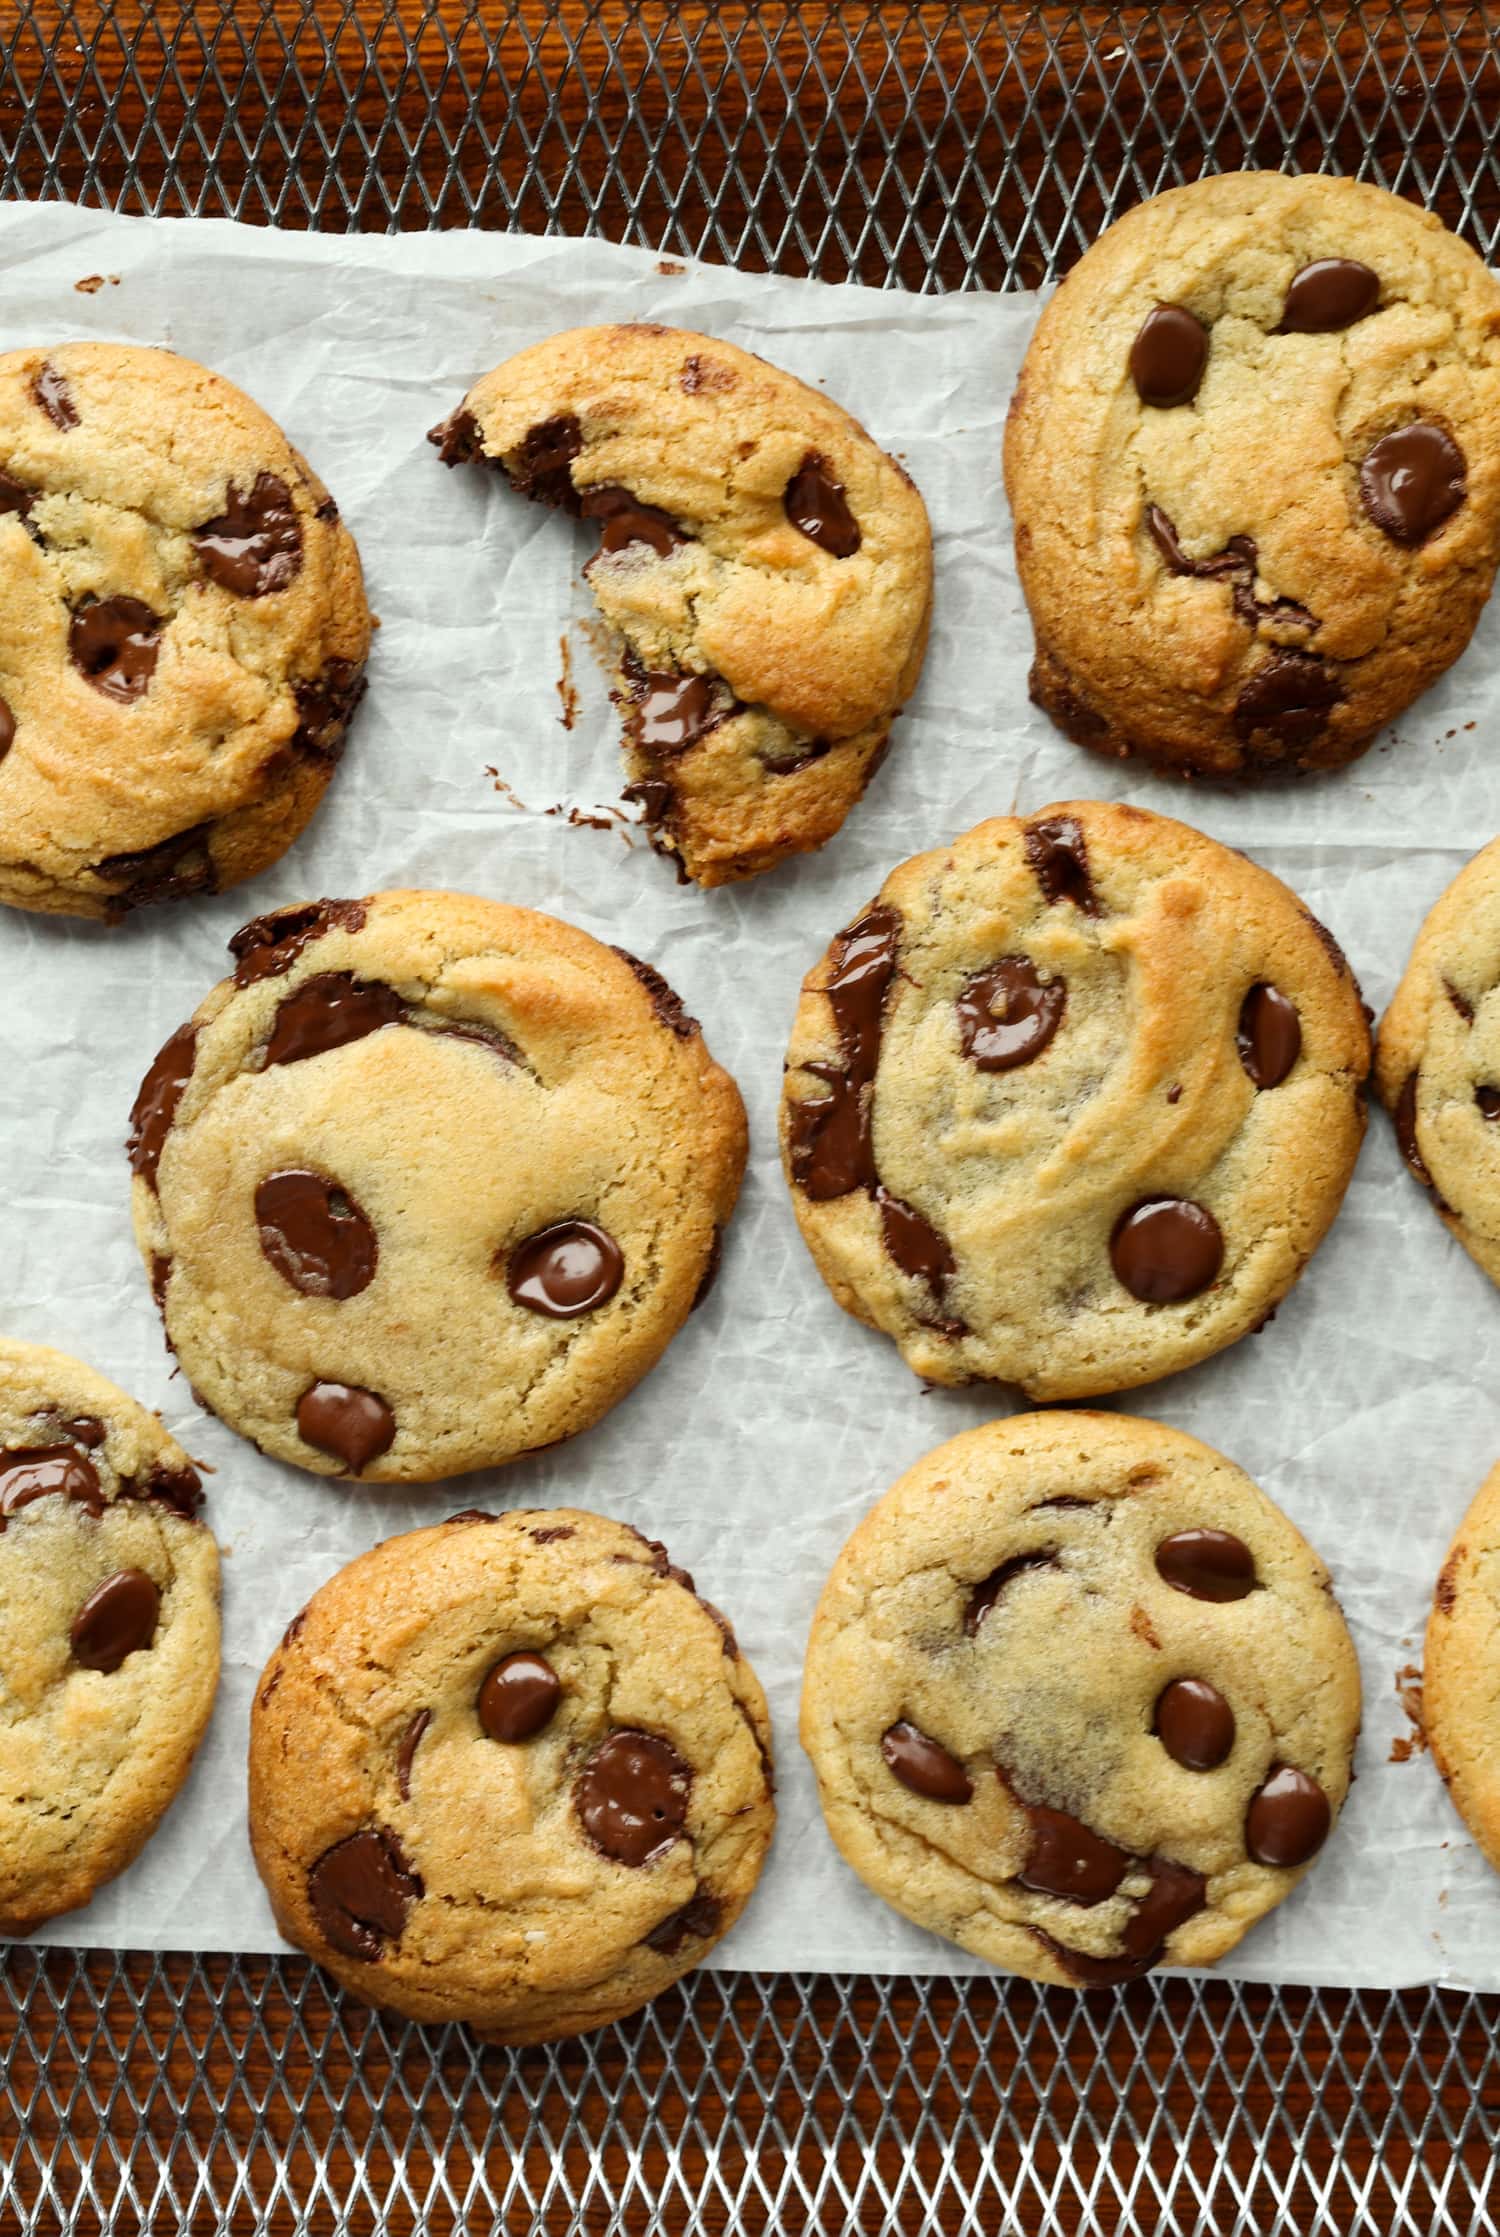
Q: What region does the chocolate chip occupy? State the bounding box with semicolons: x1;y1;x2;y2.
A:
1025;816;1099;914
57;1416;106;1450
477;1650;561;1743
69;595;162;703
1244;1763;1331;1867
1237;983;1301;1090
395;1709;431;1800
643;1891;721;1954
610;946;699;1037
127;1022;198;1187
229;898;368;986
691;1226;724;1311
0;1445;103;1524
1394;1071;1435;1190
507;414;584;509
1118;1855;1208;1967
0;470;35;518
958;957;1066;1071
0;695;15;758
264;974;407;1067
256;1170;378;1300
307;1828;421;1961
1154;1677;1236;1770
70;1569;160;1673
140;1463;204;1520
1477;1087;1500;1120
1279;258;1379;334
786;904;902;1201
1360;423;1466;545
32;362;78;429
195;472;303;596
627;669;721;755
784;452;861;557
760;736;833;777
506;1221;624;1318
1129;305;1207;407
1016;1800;1130;1903
1234;654;1342;747
580;484;683;558
97;823;216;915
1447;981;1475;1024
1111;1198;1223;1303
623;776;674;827
880;1719;973;1803
296;1382;396;1474
680;355;736;394
965;1552;1056;1634
876;1189;957;1292
575;1730;692;1865
1155;1527;1257;1602
292;660;366;762
529;1525;575;1543
1147;504;1256;587
427;407;485;466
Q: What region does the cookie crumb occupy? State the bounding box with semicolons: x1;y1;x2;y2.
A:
1389;1662;1427;1761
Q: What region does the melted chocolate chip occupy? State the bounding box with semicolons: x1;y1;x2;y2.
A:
195;472;303;596
1025;816;1100;914
1360;423;1466;546
307;1828;421;1960
877;1189;956;1289
32;362;77;429
1279;258;1379;334
786;904;902;1201
1129;305;1207;407
1477;1087;1500;1121
580;484;683;558
610;946;699;1037
1234;654;1342;747
292;660;366;761
1394;1071;1435;1190
0;695;15;758
880;1720;973;1803
395;1709;431;1800
784;452;861;557
1448;981;1476;1024
427;407;484;466
643;1892;721;1954
1155;1527;1257;1602
1120;1856;1207;1961
627;669;721;755
1016;1800;1130;1904
98;823;216;915
965;1552;1056;1634
507;414;584;508
141;1463;204;1520
296;1382;396;1474
1237;983;1302;1090
264;974;407;1067
575;1730;692;1865
56;1416;106;1450
255;1170;378;1299
0;1445;103;1523
477;1650;561;1743
127;1023;198;1187
230;898;368;986
1244;1763;1331;1867
958;957;1066;1071
70;1569;159;1673
623;775;674;828
691;1225;724;1311
507;1221;624;1318
1111;1198;1223;1303
1147;506;1314;631
529;1524;575;1543
69;596;162;703
0;470;35;518
1154;1677;1236;1770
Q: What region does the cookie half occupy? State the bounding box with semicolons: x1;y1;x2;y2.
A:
801;1412;1360;1986
1426;1463;1500;1871
248;1508;775;2041
1377;838;1500;1285
0;1339;219;1934
1005;172;1500;778
129;891;747;1482
0;343;371;919
429;323;932;886
779;801;1370;1398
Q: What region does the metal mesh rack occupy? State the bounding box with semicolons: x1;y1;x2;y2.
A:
4;4;1500;2229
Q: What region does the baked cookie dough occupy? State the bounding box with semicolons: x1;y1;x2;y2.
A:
1377;837;1500;1286
1426;1461;1500;1872
248;1508;775;2042
801;1412;1360;1986
429;323;932;886
129;891;747;1482
779;800;1370;1398
1005;172;1500;778
0;1339;219;1934
0;342;370;919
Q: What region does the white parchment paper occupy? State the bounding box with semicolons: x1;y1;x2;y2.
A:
3;200;1498;1988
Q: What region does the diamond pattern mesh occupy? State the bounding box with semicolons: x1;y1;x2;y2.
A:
3;3;1500;2228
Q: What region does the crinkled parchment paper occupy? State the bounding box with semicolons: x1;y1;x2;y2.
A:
3;200;1499;1987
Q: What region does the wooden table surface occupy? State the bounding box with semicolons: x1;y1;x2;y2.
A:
4;4;1500;2229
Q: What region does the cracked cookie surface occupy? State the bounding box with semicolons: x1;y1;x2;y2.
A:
248;1507;775;2042
800;1412;1359;1986
1376;838;1500;1287
779;800;1370;1399
428;323;932;886
0;1339;219;1934
1425;1461;1500;1874
129;890;747;1482
1004;172;1500;778
0;343;371;919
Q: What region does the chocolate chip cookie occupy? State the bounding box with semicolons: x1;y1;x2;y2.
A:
248;1508;775;2041
0;343;370;919
1376;839;1500;1286
129;891;746;1481
779;800;1370;1399
1005;172;1500;778
0;1338;219;1934
1425;1461;1500;1873
428;323;932;886
801;1412;1360;1986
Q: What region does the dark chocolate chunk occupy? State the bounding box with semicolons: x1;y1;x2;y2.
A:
70;1568;160;1673
877;1188;956;1290
1394;1071;1435;1190
296;1382;396;1474
0;1445;103;1524
580;484;683;558
610;946;699;1037
98;823;216;915
643;1891;721;1954
307;1828;421;1961
69;595;162;703
477;1650;561;1743
1360;423;1466;546
575;1729;692;1864
958;957;1066;1071
1477;1086;1500;1121
1025;815;1100;914
1129;305;1207;407
0;695;13;759
292;660;366;762
395;1709;431;1800
1154;1677;1236;1770
880;1719;973;1804
140;1463;204;1520
965;1551;1056;1634
32;362;78;429
1155;1527;1257;1602
1237;983;1301;1090
229;898;368;986
264;973;406;1067
1119;1856;1207;1962
623;775;674;827
506;1221;624;1318
1147;506;1314;631
1244;1763;1331;1867
1110;1198;1223;1303
427;407;485;466
627;668;721;755
57;1416;106;1450
786;904;902;1201
195;472;302;596
1279;258;1379;334
507;414;584;509
0;469;35;518
127;1022;198;1187
784;452;861;557
1016;1801;1130;1904
1234;654;1342;747
255;1170;378;1300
